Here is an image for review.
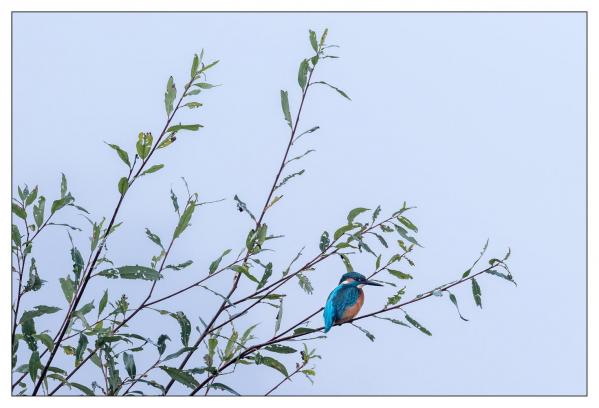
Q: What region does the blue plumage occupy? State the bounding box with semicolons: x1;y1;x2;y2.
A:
323;272;382;333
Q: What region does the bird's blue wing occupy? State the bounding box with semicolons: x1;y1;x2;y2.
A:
323;284;359;333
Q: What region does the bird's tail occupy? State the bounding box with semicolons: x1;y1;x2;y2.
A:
323;306;334;333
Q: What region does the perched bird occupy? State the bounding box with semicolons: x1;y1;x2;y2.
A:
323;272;382;333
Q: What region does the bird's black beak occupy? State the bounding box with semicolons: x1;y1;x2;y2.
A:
364;279;383;286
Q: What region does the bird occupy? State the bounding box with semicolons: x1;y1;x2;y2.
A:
323;272;382;333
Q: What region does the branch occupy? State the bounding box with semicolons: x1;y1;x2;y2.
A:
189;263;496;395
162;52;319;395
34;68;201;395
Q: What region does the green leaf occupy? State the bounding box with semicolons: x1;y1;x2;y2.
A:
22;317;37;351
209;249;232;274
275;169;305;190
386;287;406;306
117;177;129;195
309;29;318;52
24;258;44;293
280;90;292;128
123;352;136;378
448;291;469;321
333;223;358;240
387;269;413;280
223;331;239;360
98;289;109;318
165;260;193;271
33;196;46;227
105;143;131;167
11;224;21;247
256;355;289;377
374;233;388;248
394;223;423;248
75;334;88;365
19;305;61;324
298;59;309;90
160;366;199;389
275;298;284;334
233;195;256;221
157;334;170;355
163;346;197;362
174;201;196;239
184;101;203;109
136;132;153;160
486;269;517;285
472;277;482;308
320;28;328;48
28;351;41;382
36;333;54;351
145;228;164;249
164;76;176;116
372;205;381;223
256;262;273;290
140;164;164;176
70;245;84;282
70;382;94;396
297;273;314;294
231;264;259;283
50;193;74;214
398;216;418;232
25;186;38;207
313;81;351;100
209;383;240;396
191;53;199;78
75;301;95;317
59;277;75;303
375;316;410;327
347;207;369;224
170;311;191;346
265;344;297;354
194;82;217;89
60;173;68;197
462;239;490;278
97;266;161;281
319;231;330;252
12;203;27;220
293;327;316;336
339;253;353;273
405;313;432;336
167;124;203;133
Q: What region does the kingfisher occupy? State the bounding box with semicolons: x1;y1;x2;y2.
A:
323;272;383;333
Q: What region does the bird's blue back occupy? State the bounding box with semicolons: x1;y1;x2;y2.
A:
323;283;360;333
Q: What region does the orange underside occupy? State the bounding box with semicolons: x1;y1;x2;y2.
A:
338;289;365;323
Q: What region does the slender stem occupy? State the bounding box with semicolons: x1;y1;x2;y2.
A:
264;361;307;396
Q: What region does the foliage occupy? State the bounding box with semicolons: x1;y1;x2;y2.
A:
11;29;514;396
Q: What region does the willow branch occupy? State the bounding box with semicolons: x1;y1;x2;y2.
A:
34;70;200;395
190;263;496;395
163;64;318;395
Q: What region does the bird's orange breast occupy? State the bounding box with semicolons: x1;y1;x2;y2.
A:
339;289;364;323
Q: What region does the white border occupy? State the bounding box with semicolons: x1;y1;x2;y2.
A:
1;1;595;407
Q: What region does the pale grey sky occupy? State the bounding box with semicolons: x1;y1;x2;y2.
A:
12;12;586;395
